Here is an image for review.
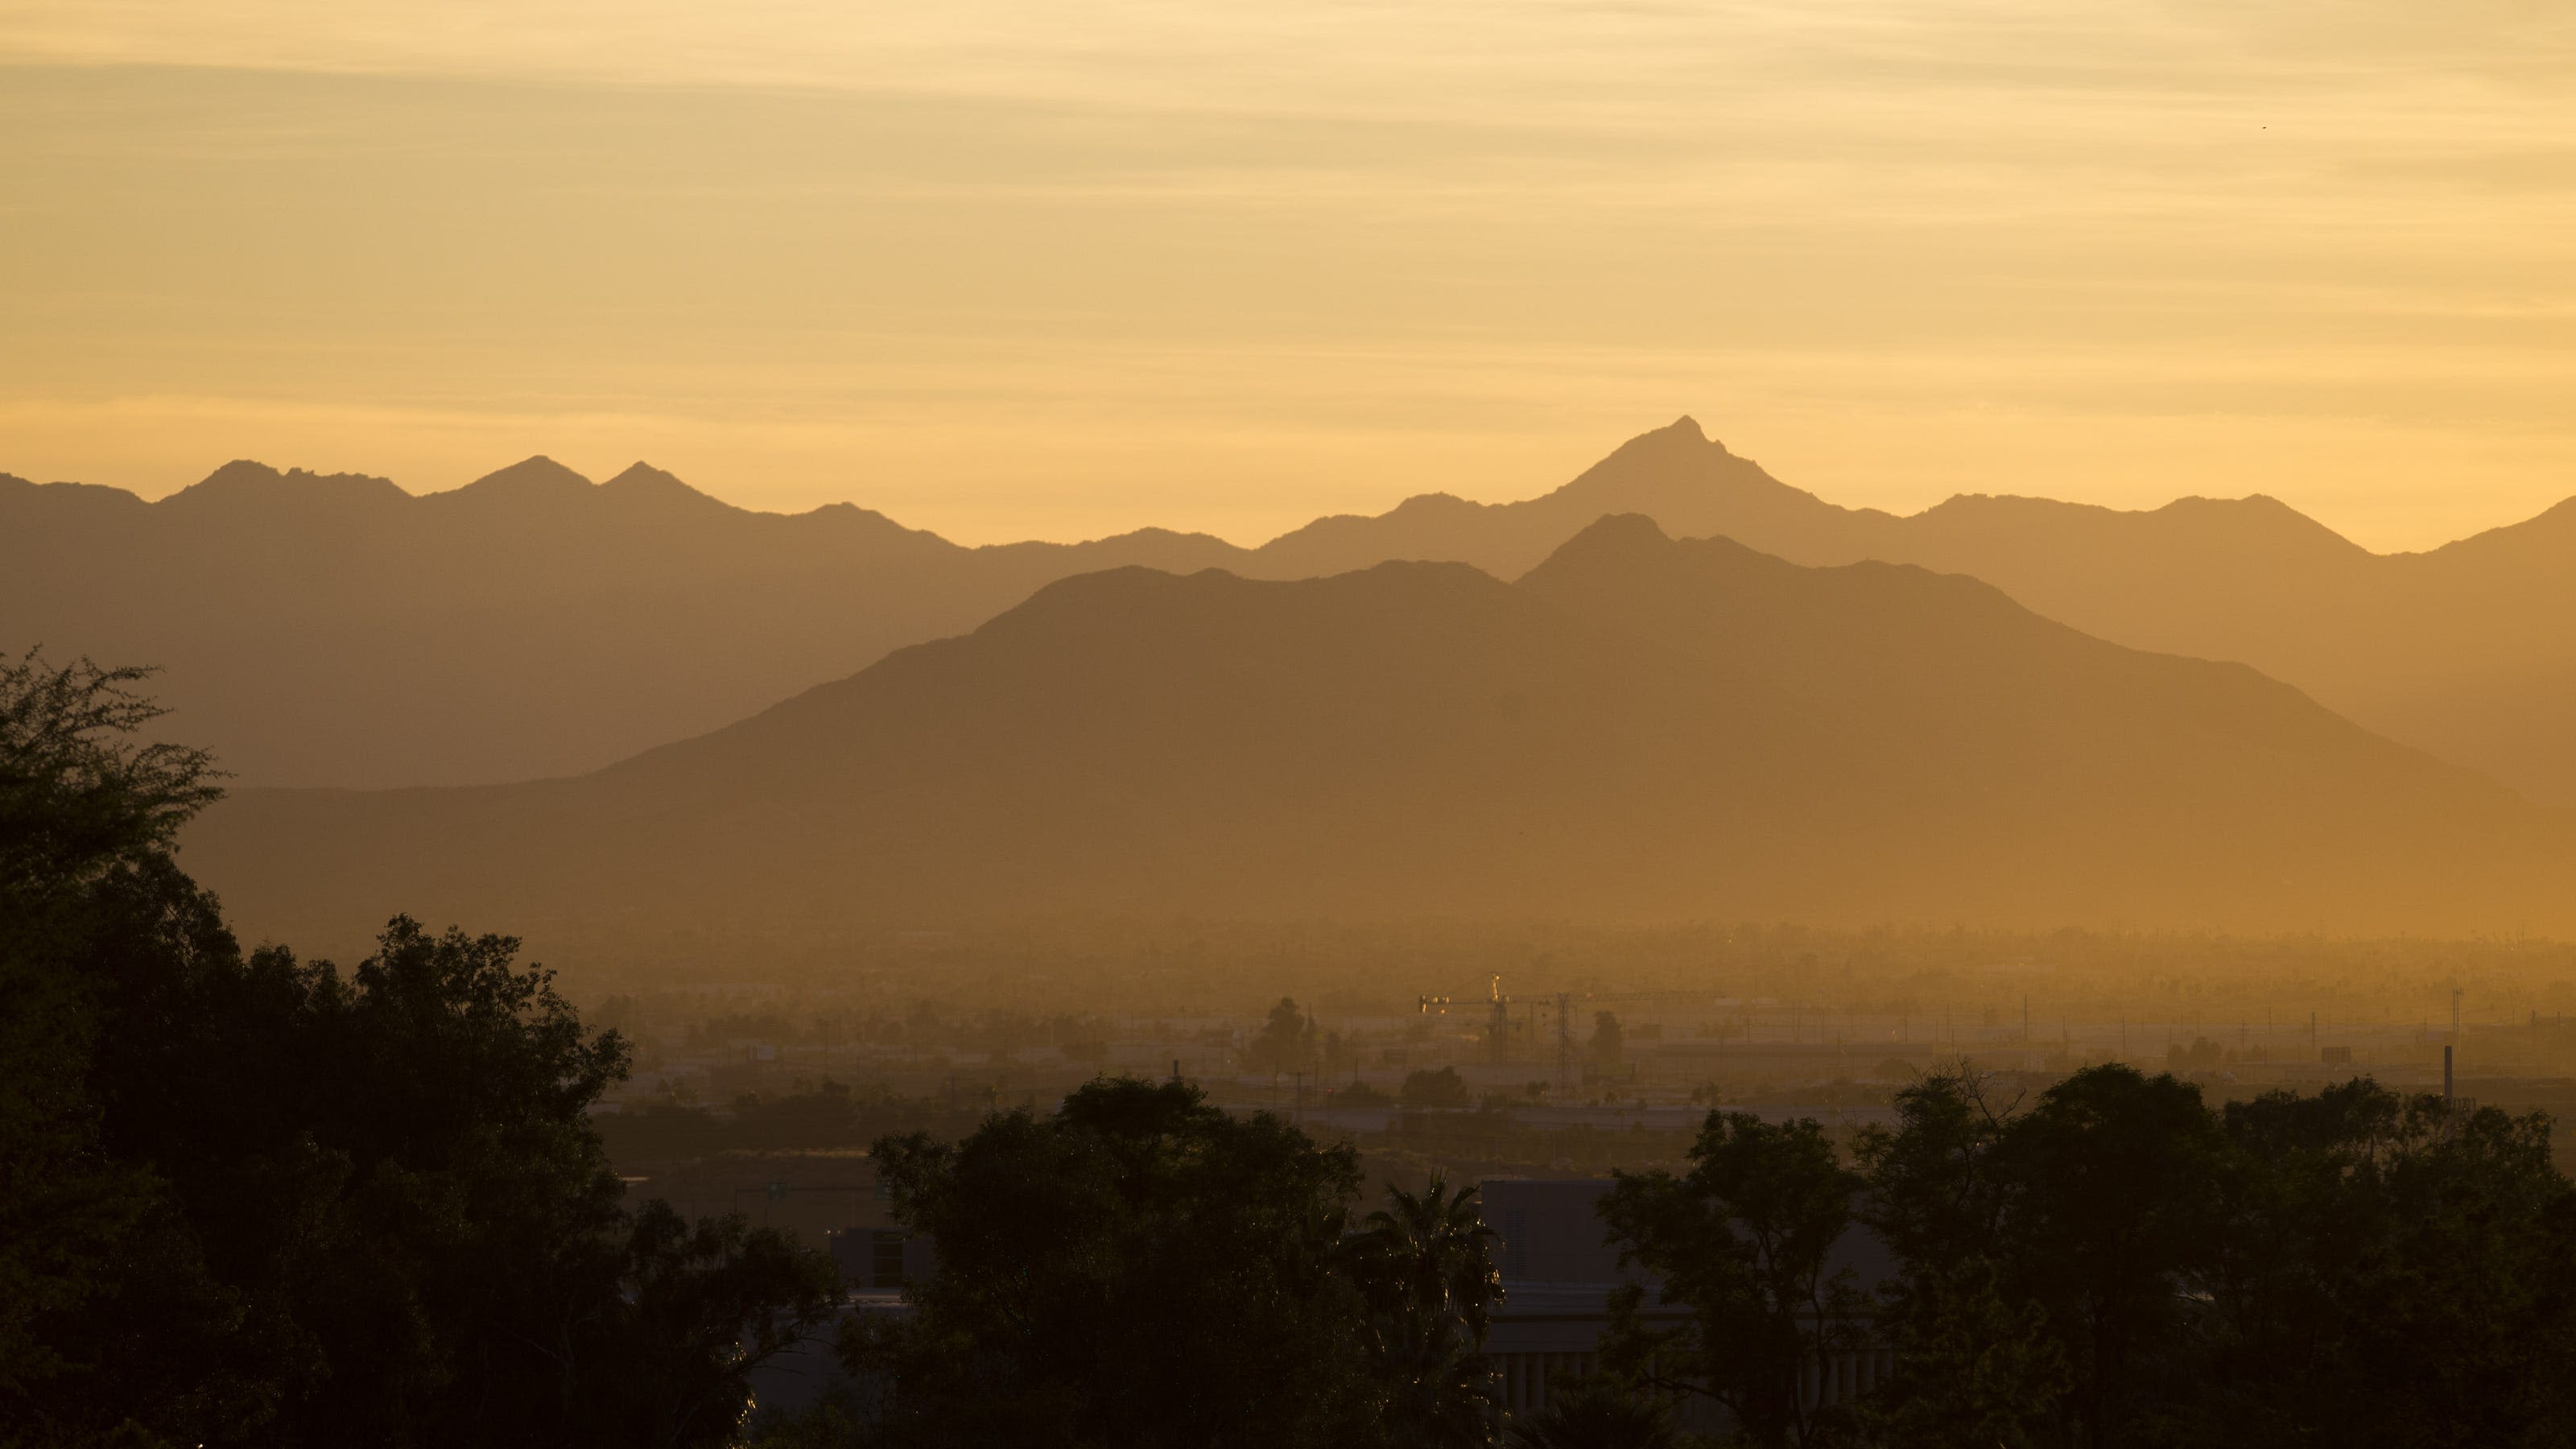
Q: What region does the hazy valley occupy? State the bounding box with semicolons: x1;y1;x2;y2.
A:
183;514;2571;946
23;9;2576;1443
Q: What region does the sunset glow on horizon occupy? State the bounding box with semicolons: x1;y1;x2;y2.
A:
6;0;2573;549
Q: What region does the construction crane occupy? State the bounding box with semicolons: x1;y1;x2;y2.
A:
1418;976;1515;1071
1419;980;1719;1096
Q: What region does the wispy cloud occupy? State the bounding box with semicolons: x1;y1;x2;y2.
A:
3;1;2573;547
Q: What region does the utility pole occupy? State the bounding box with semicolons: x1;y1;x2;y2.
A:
2446;988;2463;1109
1546;989;1566;1093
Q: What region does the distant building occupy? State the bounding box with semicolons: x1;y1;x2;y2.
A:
826;1224;935;1290
1479;1177;1894;1433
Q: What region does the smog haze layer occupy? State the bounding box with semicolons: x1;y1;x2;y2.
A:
22;9;2576;1448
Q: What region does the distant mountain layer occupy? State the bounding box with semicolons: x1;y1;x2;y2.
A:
9;416;2576;799
0;457;1239;786
1247;419;2576;807
186;518;2573;940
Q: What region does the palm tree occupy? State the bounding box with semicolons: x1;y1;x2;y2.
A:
1349;1176;1505;1447
1505;1378;1682;1449
1373;1313;1505;1449
1353;1174;1503;1340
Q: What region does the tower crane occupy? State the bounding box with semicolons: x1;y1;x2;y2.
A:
1418;980;1722;1096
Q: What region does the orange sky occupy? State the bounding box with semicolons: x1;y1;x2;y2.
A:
4;1;2573;550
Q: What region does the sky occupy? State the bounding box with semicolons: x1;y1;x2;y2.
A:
3;0;2573;550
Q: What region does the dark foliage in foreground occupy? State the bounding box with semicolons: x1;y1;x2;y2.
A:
1602;1061;2576;1448
827;1078;1502;1449
1;651;837;1448
1504;1377;1682;1449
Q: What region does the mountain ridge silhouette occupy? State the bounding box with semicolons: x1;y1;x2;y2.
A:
9;418;2575;799
182;515;2572;943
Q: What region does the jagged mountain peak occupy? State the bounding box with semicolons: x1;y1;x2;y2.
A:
1525;510;1678;567
162;460;407;509
1569;414;1724;478
602;460;687;490
598;461;739;513
449;455;596;499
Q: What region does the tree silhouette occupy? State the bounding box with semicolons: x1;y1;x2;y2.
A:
1253;996;1317;1075
1590;1012;1624;1074
2;654;839;1447
1350;1176;1504;1447
1849;1062;2576;1448
1402;1066;1474;1109
852;1077;1379;1448
1852;1067;2068;1447
1354;1175;1503;1343
1;650;223;1420
1600;1113;1866;1448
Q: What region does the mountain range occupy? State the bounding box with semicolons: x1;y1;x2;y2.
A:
184;516;2572;941
9;417;2574;803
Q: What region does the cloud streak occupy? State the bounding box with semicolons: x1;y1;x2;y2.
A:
2;2;2572;547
